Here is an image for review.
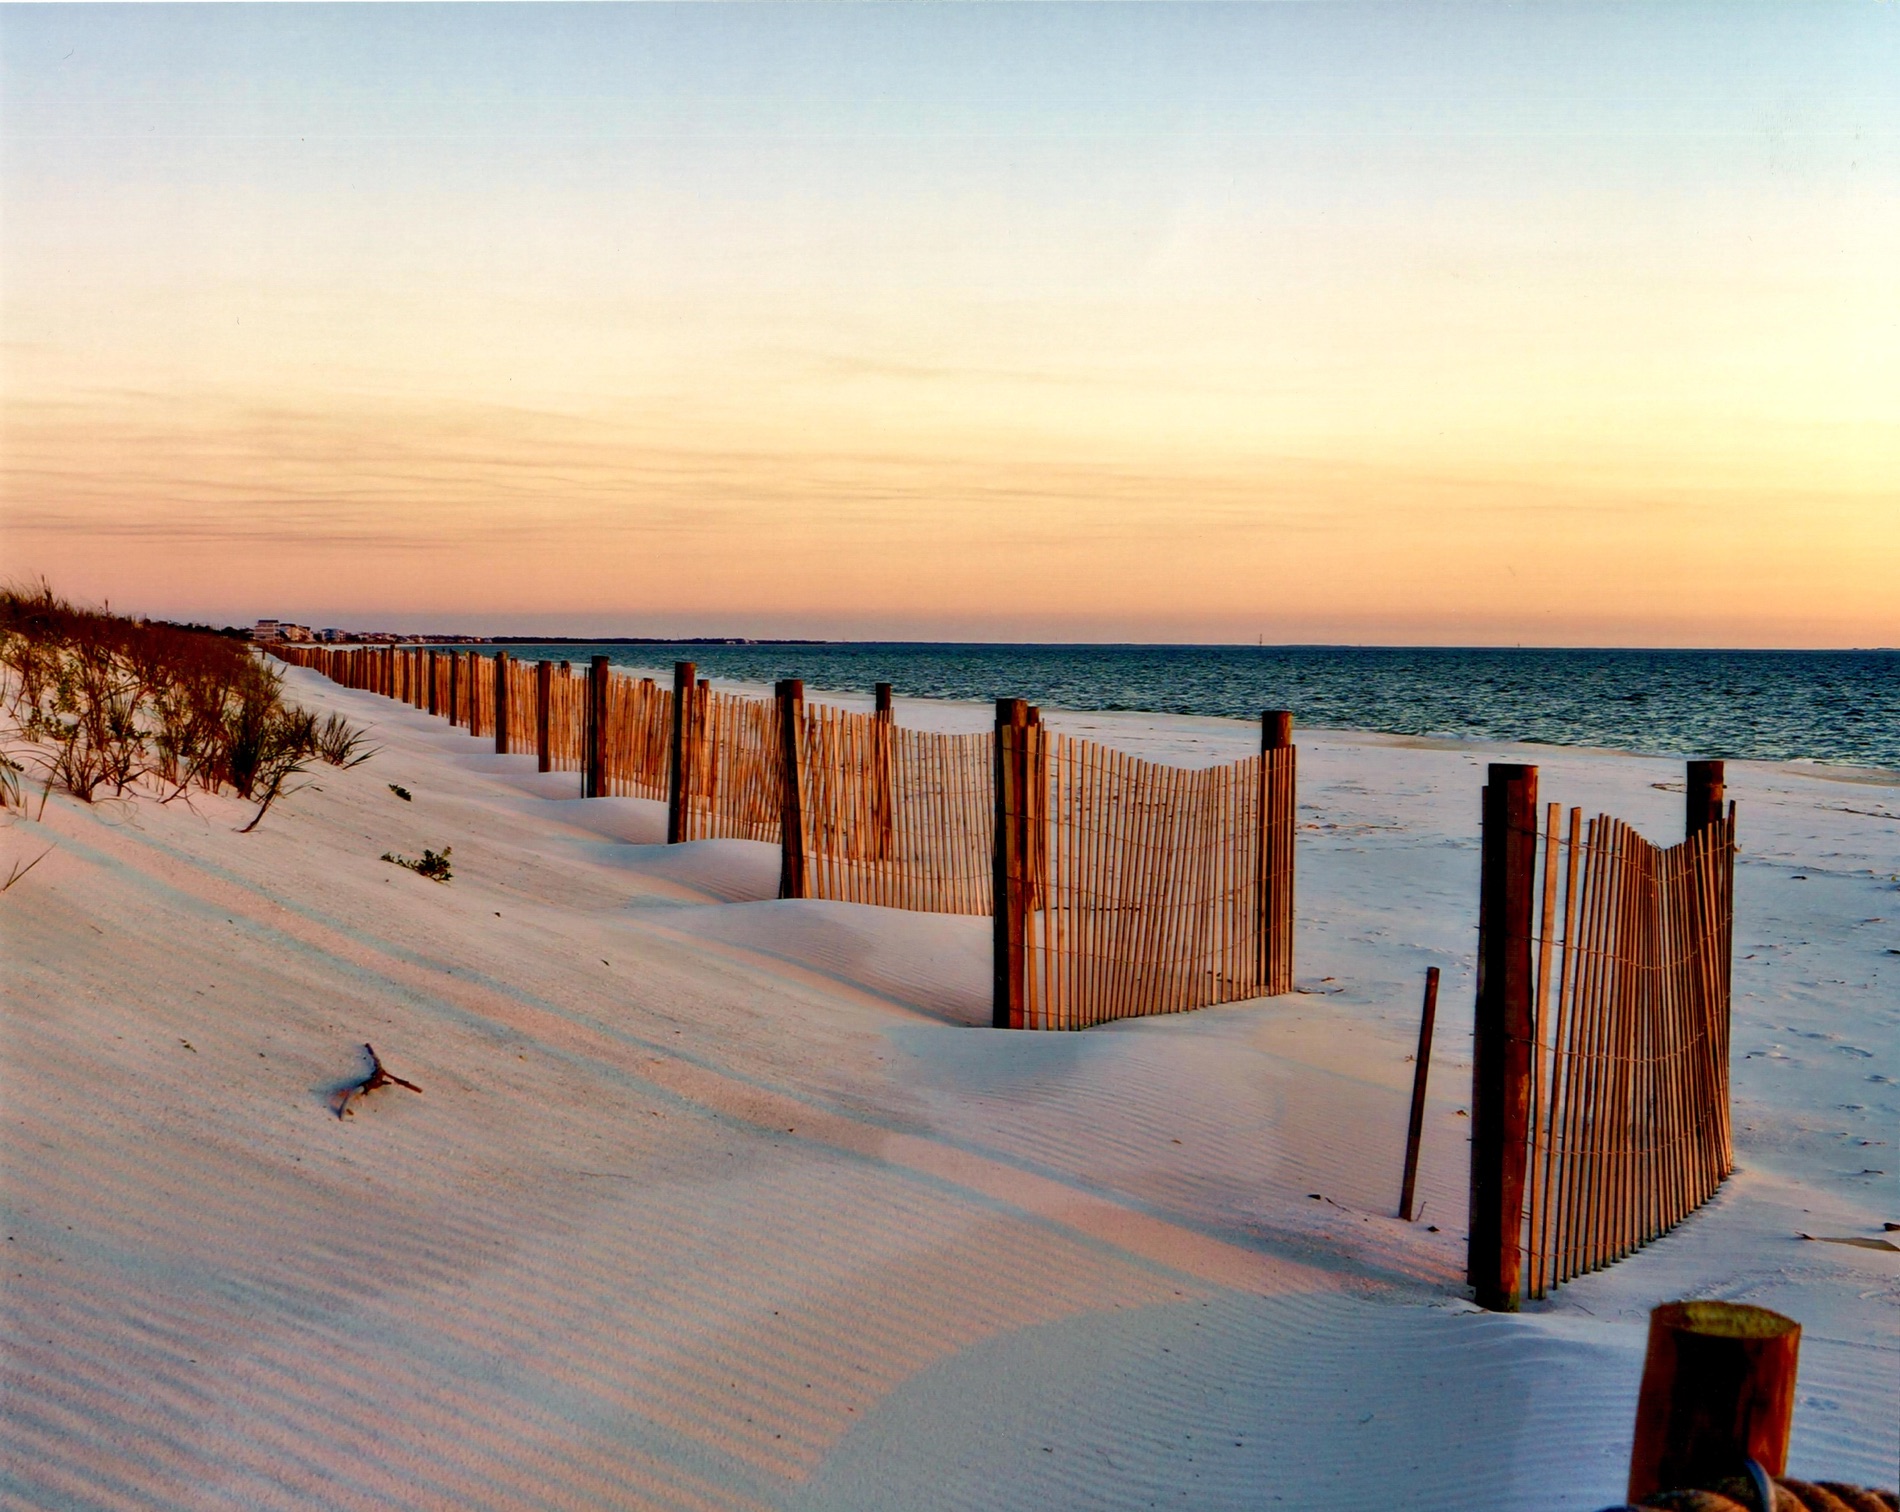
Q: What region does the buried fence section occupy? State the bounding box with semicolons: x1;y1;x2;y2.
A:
995;707;1298;1031
499;654;539;757
793;698;993;914
279;648;1301;1032
601;670;670;798
1469;762;1737;1310
545;661;587;772
676;683;783;843
468;652;497;741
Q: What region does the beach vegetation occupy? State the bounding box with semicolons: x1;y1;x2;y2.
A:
382;845;452;881
0;581;371;828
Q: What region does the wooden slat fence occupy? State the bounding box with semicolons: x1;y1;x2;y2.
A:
677;686;783;843
599;674;671;800
1520;804;1736;1297
467;652;496;740
546;663;587;771
796;702;993;914
1001;728;1294;1030
276;647;1299;1029
501;657;538;756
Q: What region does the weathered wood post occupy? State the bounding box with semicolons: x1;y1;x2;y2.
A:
1686;759;1725;842
872;681;895;860
427;650;440;716
1469;762;1538;1311
776;679;807;899
1399;965;1442;1222
583;655;610;798
992;698;1038;1029
492;652;510;753
1627;1301;1800;1503
449;650;463;727
667;661;696;844
1259;711;1295;994
535;660;553;773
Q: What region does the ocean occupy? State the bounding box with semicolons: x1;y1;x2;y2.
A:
479;643;1899;772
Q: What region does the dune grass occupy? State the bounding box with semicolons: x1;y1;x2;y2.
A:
0;582;372;827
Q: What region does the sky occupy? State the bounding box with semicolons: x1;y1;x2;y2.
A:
2;3;1895;645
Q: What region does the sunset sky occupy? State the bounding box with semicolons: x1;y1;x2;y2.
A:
2;3;1895;644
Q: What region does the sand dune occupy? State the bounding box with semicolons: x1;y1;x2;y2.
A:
3;666;1893;1509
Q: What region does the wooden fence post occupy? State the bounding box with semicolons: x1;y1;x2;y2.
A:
1469;762;1538;1311
535;660;553;773
777;680;807;899
1627;1301;1800;1503
871;682;895;859
1399;965;1441;1221
493;652;510;753
667;661;696;844
1686;760;1725;842
583;655;609;798
992;698;1037;1029
1260;711;1295;994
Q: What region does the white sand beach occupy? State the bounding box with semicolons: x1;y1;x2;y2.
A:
3;664;1894;1510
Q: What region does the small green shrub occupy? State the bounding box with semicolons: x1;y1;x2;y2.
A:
383;845;451;882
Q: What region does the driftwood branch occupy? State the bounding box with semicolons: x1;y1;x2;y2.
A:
335;1042;422;1119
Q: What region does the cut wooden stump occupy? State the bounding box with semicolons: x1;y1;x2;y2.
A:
336;1043;422;1119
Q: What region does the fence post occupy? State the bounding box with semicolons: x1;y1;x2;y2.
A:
872;682;895;859
667;661;696;844
427;651;440;716
1260;711;1295;994
777;680;807;899
1627;1301;1800;1503
1469;761;1538;1312
992;698;1035;1029
535;661;553;773
1686;760;1724;842
583;655;609;798
492;652;510;753
1398;966;1441;1221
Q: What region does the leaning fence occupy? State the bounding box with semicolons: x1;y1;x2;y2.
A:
1521;806;1735;1298
1467;762;1736;1311
272;645;1297;1028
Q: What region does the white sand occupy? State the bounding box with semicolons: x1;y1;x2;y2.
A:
3;665;1894;1510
